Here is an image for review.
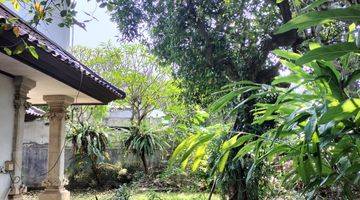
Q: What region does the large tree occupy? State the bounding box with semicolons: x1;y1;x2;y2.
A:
103;0;358;199
105;0;302;199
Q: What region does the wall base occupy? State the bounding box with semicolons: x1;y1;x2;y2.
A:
38;188;70;200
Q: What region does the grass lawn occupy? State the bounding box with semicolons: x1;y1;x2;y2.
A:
24;190;221;200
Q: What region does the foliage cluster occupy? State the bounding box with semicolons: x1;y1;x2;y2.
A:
172;2;360;199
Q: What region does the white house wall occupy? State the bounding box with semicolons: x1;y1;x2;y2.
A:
0;74;14;200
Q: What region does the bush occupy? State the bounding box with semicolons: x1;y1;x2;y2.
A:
67;163;132;189
96;163;132;187
113;185;132;200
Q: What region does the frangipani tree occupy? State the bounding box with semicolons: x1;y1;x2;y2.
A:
72;44;182;173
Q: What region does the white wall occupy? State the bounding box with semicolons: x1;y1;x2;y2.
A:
0;74;14;200
24;120;49;144
3;2;70;49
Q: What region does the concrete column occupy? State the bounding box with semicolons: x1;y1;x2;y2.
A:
39;95;74;200
8;77;36;200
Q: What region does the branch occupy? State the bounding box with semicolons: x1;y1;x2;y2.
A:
248;0;302;82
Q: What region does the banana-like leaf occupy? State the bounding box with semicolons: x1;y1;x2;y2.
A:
319;98;360;124
272;74;304;85
209;86;259;112
296;43;360;65
218;151;230;173
276;5;360;34
304;112;317;142
273;49;301;60
234;140;258;160
209;91;239;113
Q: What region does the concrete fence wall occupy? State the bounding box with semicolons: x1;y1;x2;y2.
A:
22;142;165;188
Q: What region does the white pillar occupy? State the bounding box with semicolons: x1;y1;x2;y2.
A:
39;95;74;200
8;77;36;200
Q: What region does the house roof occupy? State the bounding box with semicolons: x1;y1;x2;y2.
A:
0;4;125;104
25;106;45;122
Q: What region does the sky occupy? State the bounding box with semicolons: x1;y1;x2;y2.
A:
71;1;120;47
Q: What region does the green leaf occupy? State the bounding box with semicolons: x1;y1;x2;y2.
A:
276;6;360;34
234;141;258;160
311;132;320;144
319;98;360;124
13;0;20;10
309;42;321;50
228;134;254;150
191;145;206;171
348;23;356;42
355;111;360;126
218;151;230;172
209;91;239;112
272;74;303;85
304;113;317;142
296;43;360;65
273;49;301;60
301;0;328;13
221;134;239;151
3;47;12;55
27;46;39;59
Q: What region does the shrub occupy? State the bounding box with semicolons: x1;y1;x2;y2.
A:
67;163;132;189
113;185;132;200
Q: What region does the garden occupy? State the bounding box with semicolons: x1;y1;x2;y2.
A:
3;0;360;199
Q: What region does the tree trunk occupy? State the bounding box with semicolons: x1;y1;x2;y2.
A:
227;98;258;200
223;1;301;199
141;151;149;174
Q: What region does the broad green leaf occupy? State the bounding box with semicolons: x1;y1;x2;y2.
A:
27;46;39;59
229;134;254;149
304;113;317;142
209;91;239;112
221;134;239;151
273;49;301;60
170;134;197;163
309;42;321;50
258;144;291;162
279;59;307;76
311;132;320;144
234;141;258;160
191;145;206;171
181;157;189;170
319;98;360;124
276;6;360;34
177;133;215;168
272;74;303;85
218;151;230;172
296;43;360;65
